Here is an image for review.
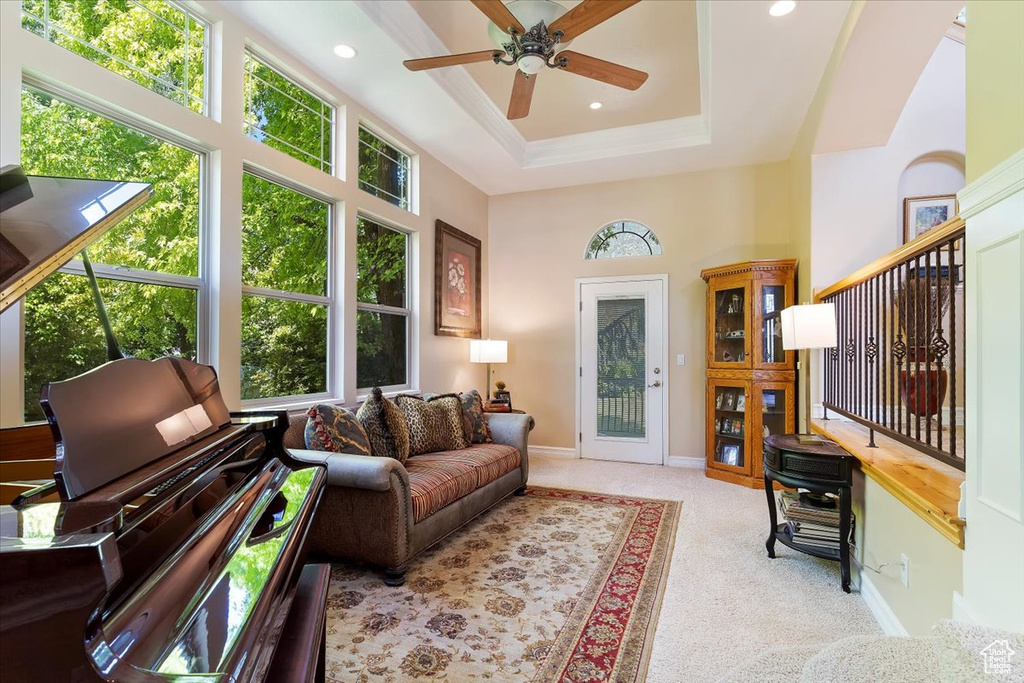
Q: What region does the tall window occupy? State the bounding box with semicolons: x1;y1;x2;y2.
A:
585;221;662;259
244;51;334;174
22;0;207;113
20;86;202;421
241;173;330;400
356;216;409;389
358;126;411;210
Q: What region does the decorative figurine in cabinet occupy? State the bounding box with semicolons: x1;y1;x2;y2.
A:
700;260;797;487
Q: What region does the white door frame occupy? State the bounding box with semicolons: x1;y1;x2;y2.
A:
575;274;670;464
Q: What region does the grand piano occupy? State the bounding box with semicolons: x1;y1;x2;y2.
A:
0;168;329;682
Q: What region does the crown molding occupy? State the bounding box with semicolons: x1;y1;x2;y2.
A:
958;148;1024;219
360;0;713;170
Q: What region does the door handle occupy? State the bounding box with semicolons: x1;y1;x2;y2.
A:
648;380;662;388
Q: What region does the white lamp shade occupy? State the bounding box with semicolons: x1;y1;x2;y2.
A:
469;339;508;364
781;304;838;350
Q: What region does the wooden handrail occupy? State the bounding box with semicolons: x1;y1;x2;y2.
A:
814;217;965;302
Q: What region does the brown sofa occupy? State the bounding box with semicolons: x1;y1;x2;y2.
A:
283;409;533;586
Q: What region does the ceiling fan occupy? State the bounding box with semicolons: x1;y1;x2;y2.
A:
404;0;647;120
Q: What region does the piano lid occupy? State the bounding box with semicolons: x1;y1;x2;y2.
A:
0;165;153;314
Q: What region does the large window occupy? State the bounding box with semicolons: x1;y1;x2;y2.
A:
22;0;207;113
241;172;330;400
356;216;409;389
244;51;334;174
358;126;411;210
20;86;202;421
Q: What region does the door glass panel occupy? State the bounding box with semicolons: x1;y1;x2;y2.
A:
714;287;745;363
761;285;785;363
713;385;745;467
596;298;646;439
760;389;786;441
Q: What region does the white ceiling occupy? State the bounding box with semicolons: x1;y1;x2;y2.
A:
217;0;851;196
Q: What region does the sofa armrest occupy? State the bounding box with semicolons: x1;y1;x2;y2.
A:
288;449;409;492
486;413;534;456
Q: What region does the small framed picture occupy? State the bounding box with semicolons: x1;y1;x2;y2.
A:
722;444;740;466
736;394;746;412
903;195;958;244
715;392;724;409
723;392;736;411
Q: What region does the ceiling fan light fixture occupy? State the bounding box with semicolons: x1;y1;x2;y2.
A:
333;44;357;59
488;0;572;50
517;54;546;75
768;1;796;17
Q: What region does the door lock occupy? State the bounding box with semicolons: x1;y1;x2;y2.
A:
653;367;661;374
648;380;662;388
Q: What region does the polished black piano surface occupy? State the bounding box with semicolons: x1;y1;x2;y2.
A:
0;357;328;682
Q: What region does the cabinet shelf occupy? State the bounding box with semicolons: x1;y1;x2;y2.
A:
715;433;744;440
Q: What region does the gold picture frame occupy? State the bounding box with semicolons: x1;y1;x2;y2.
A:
435;219;482;338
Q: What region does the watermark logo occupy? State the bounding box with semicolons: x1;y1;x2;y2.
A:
980;639;1016;675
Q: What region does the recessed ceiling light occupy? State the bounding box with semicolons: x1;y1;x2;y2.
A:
589;101;603;110
769;1;796;17
333;44;357;59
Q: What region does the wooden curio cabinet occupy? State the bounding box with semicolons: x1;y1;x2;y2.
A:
701;260;797;487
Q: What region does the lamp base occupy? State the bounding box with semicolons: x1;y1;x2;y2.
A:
796;434;825;446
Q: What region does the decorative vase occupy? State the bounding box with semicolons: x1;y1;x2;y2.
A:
898;367;948;418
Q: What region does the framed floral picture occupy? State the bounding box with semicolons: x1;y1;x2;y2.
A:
435;220;481;338
903;195;958;244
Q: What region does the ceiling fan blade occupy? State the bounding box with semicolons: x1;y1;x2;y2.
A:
404;50;503;72
470;0;525;34
557;51;648;90
548;0;640;42
507;70;537;120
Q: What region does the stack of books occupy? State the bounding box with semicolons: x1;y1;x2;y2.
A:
779;490;850;551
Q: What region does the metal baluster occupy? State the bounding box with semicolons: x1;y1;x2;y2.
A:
949;235;959;460
925;248;933;447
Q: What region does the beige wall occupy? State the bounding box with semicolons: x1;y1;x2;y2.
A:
487;163;791;454
966;0;1024;181
852;474;964;636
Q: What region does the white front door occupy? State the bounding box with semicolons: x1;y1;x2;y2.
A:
578;277;666;464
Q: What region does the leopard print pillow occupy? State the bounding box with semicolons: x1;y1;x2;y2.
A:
356;388;410;463
395;394;469;456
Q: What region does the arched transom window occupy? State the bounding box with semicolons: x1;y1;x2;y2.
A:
585;221;662;259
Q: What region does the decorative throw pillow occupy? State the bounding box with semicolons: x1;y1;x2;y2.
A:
304;404;371;455
356;388;410;463
424;390;492;444
395;394;469;456
460;389;491;444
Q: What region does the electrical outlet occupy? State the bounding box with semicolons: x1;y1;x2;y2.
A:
900;554;910;587
677;354;686;366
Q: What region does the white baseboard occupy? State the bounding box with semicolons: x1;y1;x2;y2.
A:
952;591;982;625
859;571;909;636
667;455;705;469
529;445;577;459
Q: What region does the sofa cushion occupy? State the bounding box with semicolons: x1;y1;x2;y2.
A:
405;444;522;523
356;388;410;463
424;390;492;444
395;394;468;456
303;404;371;455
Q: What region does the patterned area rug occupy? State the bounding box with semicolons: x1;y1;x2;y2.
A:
324;487;680;682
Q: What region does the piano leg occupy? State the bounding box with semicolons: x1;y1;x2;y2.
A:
267;563;331;683
384;564;407;587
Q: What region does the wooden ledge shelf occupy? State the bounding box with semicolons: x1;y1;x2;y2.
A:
810;418;966;549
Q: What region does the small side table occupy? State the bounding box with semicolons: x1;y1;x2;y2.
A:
763;434;855;593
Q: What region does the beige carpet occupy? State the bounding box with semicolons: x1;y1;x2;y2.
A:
527;455;882;682
324;487;679;682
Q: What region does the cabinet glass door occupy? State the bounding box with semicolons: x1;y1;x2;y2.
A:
711;383;748;471
760;284;785;364
712;286;748;365
759;388;788;441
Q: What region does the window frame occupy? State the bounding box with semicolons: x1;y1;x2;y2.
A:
239;167;335;407
357;123;413;211
584;220;663;260
355;213;412;394
21;0;210;115
243;48;335;175
16;80;209;421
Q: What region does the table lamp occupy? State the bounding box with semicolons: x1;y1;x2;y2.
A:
469;339;507;397
781;303;837;443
